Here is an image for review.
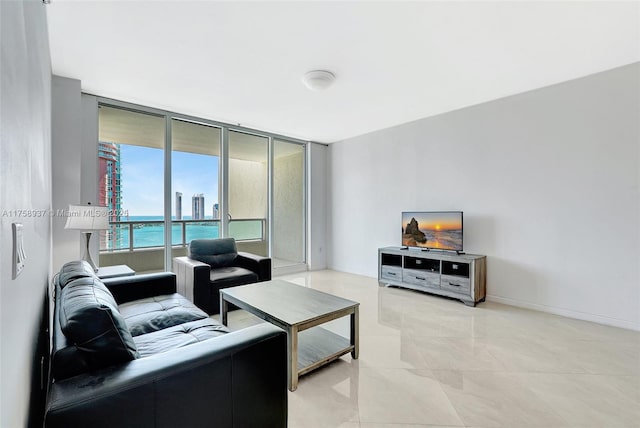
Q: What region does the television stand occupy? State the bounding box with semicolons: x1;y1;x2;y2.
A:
378;246;486;306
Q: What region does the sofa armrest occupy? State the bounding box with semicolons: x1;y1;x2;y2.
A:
102;272;177;304
235;252;272;281
172;256;210;303
45;323;287;428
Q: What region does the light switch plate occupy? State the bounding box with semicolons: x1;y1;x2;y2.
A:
12;223;25;279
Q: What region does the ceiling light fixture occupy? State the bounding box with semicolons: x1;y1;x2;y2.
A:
302;70;336;91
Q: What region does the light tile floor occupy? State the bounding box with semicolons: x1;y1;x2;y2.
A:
220;270;640;428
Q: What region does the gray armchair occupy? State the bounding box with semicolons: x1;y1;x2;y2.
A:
173;238;271;315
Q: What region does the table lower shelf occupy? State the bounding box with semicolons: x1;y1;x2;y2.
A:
298;326;353;376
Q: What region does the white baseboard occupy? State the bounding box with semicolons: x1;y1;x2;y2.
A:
486;294;640;332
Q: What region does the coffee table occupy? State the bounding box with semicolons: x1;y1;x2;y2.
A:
220;280;359;391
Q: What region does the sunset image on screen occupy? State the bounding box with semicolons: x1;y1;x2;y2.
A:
416;212;461;231
402;211;463;250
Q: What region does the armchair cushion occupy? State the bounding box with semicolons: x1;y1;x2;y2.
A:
59;276;138;371
210;267;258;288
189;238;237;268
118;293;208;337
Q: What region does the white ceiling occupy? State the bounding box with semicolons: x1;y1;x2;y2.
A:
47;1;639;143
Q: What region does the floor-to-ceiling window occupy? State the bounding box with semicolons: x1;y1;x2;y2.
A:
98;105;167;272
97;101;307;273
171;119;222;261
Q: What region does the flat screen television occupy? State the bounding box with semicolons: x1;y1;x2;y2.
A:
402;211;463;251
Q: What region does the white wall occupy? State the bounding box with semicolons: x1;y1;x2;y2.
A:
0;1;52;426
51;81;100;273
51;76;82;272
328;64;640;330
81;95;99;219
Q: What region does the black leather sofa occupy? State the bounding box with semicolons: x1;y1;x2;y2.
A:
45;261;287;428
173;238;272;315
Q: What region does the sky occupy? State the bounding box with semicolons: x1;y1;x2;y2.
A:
403;211;463;231
119;145;219;217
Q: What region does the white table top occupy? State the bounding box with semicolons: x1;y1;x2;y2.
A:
96;264;135;279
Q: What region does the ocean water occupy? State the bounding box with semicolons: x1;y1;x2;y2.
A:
404;229;463;251
104;216;261;250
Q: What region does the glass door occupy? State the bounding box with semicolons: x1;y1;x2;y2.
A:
171;119;221;261
98;105;166;272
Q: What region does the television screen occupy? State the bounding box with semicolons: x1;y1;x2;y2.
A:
402;211;463;251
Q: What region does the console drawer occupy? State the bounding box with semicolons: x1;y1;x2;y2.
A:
381;266;402;281
403;269;440;289
440;274;471;295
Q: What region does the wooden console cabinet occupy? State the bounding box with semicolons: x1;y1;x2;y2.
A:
378;247;486;306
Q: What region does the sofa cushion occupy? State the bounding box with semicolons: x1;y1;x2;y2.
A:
189;238;237;268
58;260;97;288
133;318;230;357
118;293;208;336
210;266;258;288
59;277;138;370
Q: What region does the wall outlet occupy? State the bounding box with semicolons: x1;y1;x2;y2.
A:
12;223;25;279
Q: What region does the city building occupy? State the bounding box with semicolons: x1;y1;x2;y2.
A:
212;203;219;220
175;192;182;220
98;142;122;249
192;193;205;220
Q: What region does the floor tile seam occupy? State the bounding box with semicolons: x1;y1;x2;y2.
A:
485;371;640;406
408;335;516;344
480;341;595;374
503;370;640;379
359;333;407;338
481;345;640;374
397;336;488;367
358;363;424;370
358;332;403;338
485;346;640;376
503;374;627;428
432;368;576;428
531;372;640;405
410;367;468;428
403;334;479;340
424;369;638;399
427;368;555;374
543;338;640;346
482;367;591;375
427;368;504;428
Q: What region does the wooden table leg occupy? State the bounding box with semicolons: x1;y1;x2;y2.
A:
288;325;299;391
220;295;229;326
350;306;359;359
